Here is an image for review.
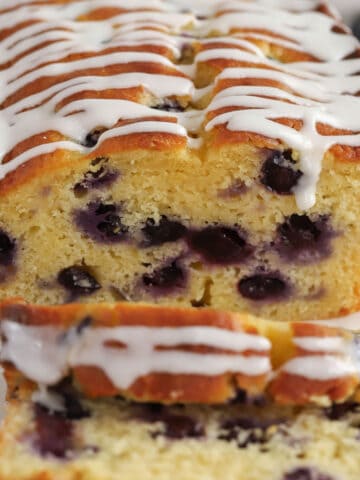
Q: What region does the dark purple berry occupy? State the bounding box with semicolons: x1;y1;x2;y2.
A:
218;417;283;448
75;201;128;243
34;404;73;458
0;229;15;266
324;402;359;421
230;389;267;407
188;226;253;265
152;98;185;112
51;378;89;421
283;467;334;480
74;158;119;195
136;403;165;422
159;414;204;440
141;216;187;247
261;150;302;194
276;214;333;263
238;273;288;301
135;405;204;440
83;128;106;148
142;260;186;292
57;266;101;297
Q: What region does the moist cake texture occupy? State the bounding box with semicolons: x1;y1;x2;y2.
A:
2;366;360;480
0;0;359;321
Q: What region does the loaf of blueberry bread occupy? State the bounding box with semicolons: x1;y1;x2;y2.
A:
1;364;360;480
0;0;360;322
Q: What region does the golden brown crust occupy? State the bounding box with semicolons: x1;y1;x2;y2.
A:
270;373;358;405
0;299;358;406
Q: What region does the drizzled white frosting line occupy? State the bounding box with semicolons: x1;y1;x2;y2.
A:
0;321;271;390
0;323;69;384
283;355;357;381
281;326;355;381
315;311;360;331
293;336;345;353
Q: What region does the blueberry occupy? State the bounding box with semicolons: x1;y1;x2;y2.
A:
74;158;119;195
324;402;359;421
51;378;90;421
152;98;185;112
135;405;204;440
261;150;302;194
0;229;15;266
159;414;204;440
75;201;128;243
283;467;334;480
136;403;165;422
34;404;73;458
57;266;101;297
218;417;283;448
142;260;186;292
83;128;106;148
141;216;187;247
188;226;253;265
276;214;333;263
238;273;288;301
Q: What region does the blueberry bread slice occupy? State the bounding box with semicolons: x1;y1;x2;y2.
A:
0;299;358;406
0;1;360;322
1;365;360;480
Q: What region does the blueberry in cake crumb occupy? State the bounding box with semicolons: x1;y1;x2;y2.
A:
75;200;128;243
51;378;90;421
283;467;334;480
158;414;204;440
152;98;185;112
188;226;253;265
218;416;283;448
83;127;106;148
135;404;204;440
142;259;186;293
33;404;73;458
324;402;359;421
230;389;268;407
74;157;119;195
261;150;302;195
57;266;101;297
275;214;334;263
141;216;187;247
0;229;16;266
238;272;289;301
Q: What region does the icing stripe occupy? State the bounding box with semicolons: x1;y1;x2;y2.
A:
0;321;271;388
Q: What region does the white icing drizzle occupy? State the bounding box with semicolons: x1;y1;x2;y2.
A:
0;1;358;211
0;322;68;384
312;311;360;331
0;321;271;389
283;355;357;381
282;323;356;381
294;336;345;352
32;384;65;413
